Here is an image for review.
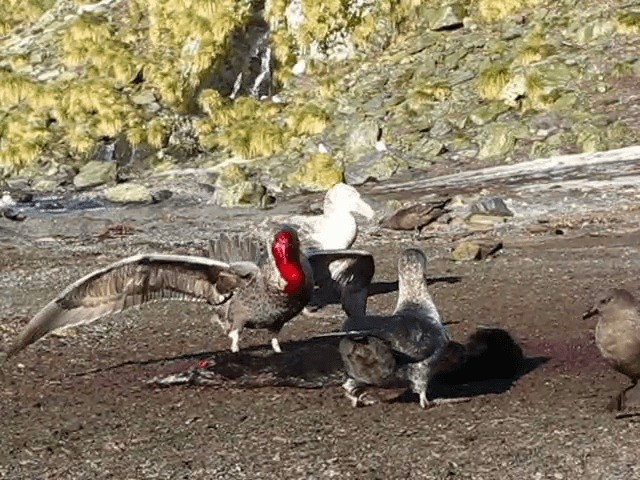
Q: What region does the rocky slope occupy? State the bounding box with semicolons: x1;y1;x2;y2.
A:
1;0;639;205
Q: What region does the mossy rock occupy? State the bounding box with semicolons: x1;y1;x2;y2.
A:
346;119;380;156
469;102;510;126
73;161;117;189
574;20;615;44
212;164;268;208
425;4;466;31
344;152;408;186
478;123;528;160
31;179;59;192
104;183;153;204
288;153;344;191
529;132;576;158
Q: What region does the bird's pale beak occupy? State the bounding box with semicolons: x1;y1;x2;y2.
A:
582;306;599;320
355;199;375;220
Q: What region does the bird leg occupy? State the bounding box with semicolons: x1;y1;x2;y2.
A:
418;391;471;409
228;329;240;353
343;378;377;407
302;305;326;318
271;337;282;353
211;313;230;332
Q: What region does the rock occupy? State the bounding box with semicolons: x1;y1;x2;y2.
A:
470;197;514;217
466;214;508;225
2;207;26;221
130;90;157;105
73;161;117;190
426;4;466;31
104;183;153;204
32;179;59;192
469;103;509;126
478;124;517;160
418;138;447;158
450;240;503;261
151;190;173;204
11;191;34;203
212;164;268;207
288;153;344;191
530;132;575;158
344;152;407;186
574;20;615;45
346;119;381;156
382;199;452;231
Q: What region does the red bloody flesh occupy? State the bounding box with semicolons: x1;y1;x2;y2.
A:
271;230;305;294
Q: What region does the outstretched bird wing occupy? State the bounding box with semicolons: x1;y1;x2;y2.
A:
4;254;256;359
305;249;375;318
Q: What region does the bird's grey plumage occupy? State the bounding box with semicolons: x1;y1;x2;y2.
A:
584;288;640;410
321;248;455;409
3;226;316;360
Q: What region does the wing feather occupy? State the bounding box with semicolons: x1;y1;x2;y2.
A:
306;250;375;318
4;254;252;358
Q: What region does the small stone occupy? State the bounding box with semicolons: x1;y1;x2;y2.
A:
73;161;117;190
50;328;78;338
450;240;503;261
104;183;153;204
2;207;26;221
527;224;548;234
470;197;514;217
151;190;173;204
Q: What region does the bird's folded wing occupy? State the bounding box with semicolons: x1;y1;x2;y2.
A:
4;254;251;359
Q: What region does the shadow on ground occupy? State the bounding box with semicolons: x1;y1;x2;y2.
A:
72;327;549;405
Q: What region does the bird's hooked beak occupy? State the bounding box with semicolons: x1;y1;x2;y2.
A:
582;306;599;320
354;198;375;220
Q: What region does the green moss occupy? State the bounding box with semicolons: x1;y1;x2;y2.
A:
476;63;511;101
288;153;344;191
407;80;452;110
286;103;330;136
616;11;640;35
214;120;287;159
477;0;542;22
0;0;56;35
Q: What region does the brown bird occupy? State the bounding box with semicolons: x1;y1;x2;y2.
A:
318;248;467;409
584;288;640;410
